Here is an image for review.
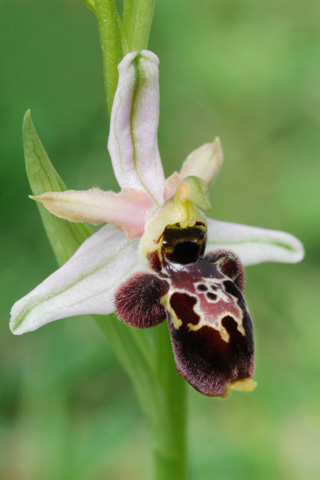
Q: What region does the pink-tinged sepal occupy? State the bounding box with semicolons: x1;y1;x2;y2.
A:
31;188;153;239
115;273;169;328
108;51;165;205
163;256;254;397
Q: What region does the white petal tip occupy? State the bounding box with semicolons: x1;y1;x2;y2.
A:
10;307;30;336
10;325;27;336
282;235;305;263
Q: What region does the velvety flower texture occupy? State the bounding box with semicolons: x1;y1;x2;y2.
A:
10;50;304;397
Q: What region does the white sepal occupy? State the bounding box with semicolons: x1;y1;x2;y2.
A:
108;50;165;206
206;218;305;266
10;225;145;334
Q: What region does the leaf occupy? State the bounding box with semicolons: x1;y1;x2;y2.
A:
23;110;92;265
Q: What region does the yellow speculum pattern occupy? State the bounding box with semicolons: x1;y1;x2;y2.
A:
161;293;182;329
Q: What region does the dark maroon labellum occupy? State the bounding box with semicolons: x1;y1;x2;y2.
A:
114;222;255;397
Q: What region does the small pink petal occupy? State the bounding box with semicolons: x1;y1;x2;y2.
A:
180;139;223;187
31;188;153;239
163;139;223;202
163;172;181;201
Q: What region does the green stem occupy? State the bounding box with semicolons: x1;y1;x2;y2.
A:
123;0;156;51
150;323;188;480
98;318;188;480
99;319;188;479
95;0;124;115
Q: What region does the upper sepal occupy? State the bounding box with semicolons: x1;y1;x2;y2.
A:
108;50;165;205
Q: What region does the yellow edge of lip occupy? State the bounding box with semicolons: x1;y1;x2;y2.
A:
229;378;257;393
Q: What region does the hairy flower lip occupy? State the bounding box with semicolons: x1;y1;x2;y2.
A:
10;49;304;398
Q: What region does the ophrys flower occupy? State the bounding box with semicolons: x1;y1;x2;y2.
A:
10;50;304;397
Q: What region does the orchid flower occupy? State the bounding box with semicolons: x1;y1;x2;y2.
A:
10;50;304;397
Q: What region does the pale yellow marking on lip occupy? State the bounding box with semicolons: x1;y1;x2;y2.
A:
187;317;230;342
229;378;257;393
215;254;238;281
160;293;182;329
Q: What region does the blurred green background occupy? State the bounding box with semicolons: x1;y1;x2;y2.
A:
1;0;319;478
